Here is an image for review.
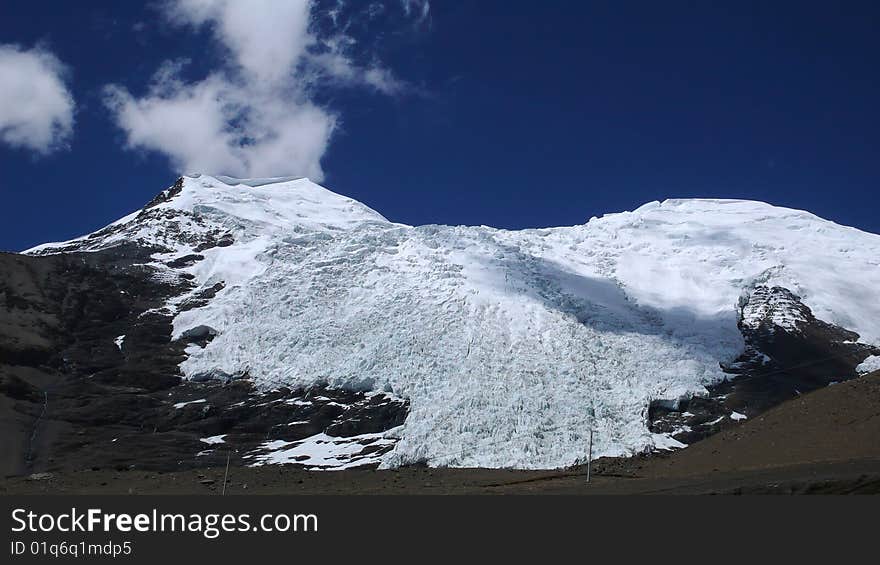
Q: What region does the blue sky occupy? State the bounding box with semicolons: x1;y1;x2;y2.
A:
1;1;878;252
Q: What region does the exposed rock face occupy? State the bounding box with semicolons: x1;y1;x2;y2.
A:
649;285;879;445
26;180;235;262
0;249;407;476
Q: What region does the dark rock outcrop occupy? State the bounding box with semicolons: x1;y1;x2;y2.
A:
649;285;880;445
0;248;408;477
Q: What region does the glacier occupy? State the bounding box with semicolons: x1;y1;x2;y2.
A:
26;174;880;469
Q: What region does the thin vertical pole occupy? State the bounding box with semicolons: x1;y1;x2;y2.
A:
222;451;231;495
587;427;593;483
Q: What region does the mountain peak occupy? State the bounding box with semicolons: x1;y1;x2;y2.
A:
171;174;390;227
21;176;880;468
195;174;307;187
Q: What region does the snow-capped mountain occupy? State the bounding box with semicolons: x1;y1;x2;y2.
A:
25;174;880;469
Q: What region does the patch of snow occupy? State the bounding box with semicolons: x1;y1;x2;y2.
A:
856;355;880;375
173;398;207;409
740;287;808;332
114;335;125;350
247;432;396;470
23;209;141;254
651;434;687;451
730;411;747;421
200;434;227;445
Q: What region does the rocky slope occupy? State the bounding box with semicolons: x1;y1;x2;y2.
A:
7;371;880;494
649;285;878;444
0;250;406;477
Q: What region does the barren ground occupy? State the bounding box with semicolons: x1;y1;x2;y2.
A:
4;372;879;495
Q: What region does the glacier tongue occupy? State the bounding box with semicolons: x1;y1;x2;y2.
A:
26;176;880;469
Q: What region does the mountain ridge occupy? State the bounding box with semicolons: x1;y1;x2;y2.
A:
28;174;873;254
13;174;880;469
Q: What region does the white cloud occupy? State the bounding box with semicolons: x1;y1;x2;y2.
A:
165;0;313;86
105;0;427;180
0;44;74;154
400;0;430;23
307;48;408;95
105;66;335;180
